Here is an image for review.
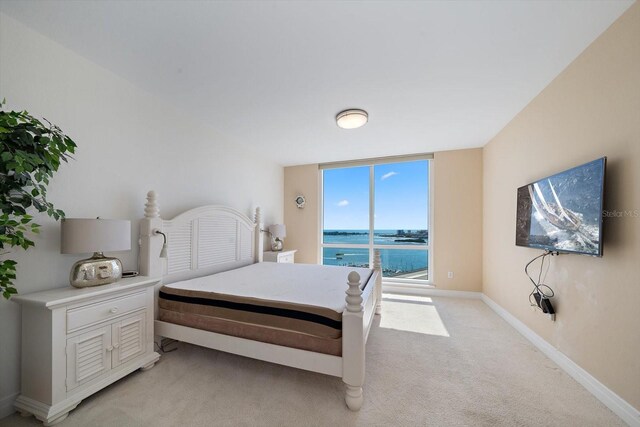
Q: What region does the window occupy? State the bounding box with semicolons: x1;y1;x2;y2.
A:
321;158;431;283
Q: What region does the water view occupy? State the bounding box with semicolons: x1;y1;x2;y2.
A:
323;229;429;280
322;160;430;281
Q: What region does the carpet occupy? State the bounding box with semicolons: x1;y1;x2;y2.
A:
0;295;624;426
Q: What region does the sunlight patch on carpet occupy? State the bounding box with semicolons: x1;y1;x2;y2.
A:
379;294;450;337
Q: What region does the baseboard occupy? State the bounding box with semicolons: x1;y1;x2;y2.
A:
0;392;17;420
482;294;640;427
382;283;482;299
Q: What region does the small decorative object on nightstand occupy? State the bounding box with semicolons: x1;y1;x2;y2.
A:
13;276;160;426
268;224;286;251
264;249;297;263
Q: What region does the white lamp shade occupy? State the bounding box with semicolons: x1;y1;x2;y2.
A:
61;218;131;254
268;224;286;239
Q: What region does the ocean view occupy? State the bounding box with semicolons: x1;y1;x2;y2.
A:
323;229;429;280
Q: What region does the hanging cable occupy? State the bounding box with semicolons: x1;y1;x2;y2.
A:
525;250;556;313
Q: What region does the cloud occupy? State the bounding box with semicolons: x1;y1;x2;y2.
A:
337;200;349;207
381;171;398;181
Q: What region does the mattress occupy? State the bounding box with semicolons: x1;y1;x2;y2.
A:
158;262;373;356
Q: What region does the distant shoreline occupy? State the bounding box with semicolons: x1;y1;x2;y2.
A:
324;229;428;238
323;231;367;236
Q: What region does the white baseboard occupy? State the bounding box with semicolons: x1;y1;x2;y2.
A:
382;283;482;299
482;294;640;427
0;392;17;420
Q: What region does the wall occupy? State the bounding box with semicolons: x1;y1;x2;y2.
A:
433;149;483;291
0;13;283;414
483;2;640;411
283;164;319;264
282;149;483;291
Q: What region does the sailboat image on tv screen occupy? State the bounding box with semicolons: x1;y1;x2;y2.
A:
516;158;605;256
528;179;599;253
530;181;583;232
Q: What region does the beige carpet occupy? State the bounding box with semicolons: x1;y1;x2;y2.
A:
1;295;624;427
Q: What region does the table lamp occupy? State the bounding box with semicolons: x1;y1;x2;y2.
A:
61;218;131;288
268;224;286;251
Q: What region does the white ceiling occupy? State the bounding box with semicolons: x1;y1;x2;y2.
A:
0;0;634;166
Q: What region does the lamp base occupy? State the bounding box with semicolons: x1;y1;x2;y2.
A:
271;239;283;252
70;252;123;288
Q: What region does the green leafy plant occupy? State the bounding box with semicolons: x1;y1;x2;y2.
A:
0;100;76;298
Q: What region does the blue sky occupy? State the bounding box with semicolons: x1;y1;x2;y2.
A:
323;160;429;230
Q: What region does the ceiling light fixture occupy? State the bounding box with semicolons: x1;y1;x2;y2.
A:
336;109;368;129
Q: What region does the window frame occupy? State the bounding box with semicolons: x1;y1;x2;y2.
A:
318;155;434;286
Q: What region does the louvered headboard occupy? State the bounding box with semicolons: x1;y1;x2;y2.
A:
139;191;264;283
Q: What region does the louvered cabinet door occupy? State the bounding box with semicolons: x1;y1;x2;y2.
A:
112;313;146;368
66;325;112;391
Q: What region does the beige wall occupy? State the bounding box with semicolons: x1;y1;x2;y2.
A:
283;150;483;291
433;149;483;291
283;164;320;264
483;2;640;410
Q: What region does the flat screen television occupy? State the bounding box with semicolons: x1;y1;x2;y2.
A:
515;157;606;256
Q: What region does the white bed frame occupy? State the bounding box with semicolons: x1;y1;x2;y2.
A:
138;191;382;410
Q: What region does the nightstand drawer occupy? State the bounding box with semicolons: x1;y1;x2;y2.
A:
264;250;296;263
67;291;146;332
278;253;294;263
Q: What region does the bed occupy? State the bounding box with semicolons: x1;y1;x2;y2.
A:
138;191;382;410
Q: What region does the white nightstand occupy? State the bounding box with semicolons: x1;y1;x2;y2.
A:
264;250;297;263
12;276;161;426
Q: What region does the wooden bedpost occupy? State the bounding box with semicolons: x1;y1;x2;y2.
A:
374;249;382;315
254;207;264;263
139;190;164;277
342;271;365;411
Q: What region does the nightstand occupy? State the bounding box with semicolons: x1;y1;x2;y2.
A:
264;250;297;263
12;276;161;426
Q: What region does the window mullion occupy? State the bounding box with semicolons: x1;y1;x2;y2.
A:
369;164;375;267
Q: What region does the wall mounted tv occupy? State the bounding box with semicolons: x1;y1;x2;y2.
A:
515;157;606;257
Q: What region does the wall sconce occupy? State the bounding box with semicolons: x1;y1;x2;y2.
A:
295;195;306;209
153;229;168;258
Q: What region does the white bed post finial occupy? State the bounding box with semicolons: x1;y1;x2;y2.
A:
343;270;364;411
145;191;160;218
374;249;382;315
254;206;261;225
140;190;164;278
254;207;264;263
345;272;363;312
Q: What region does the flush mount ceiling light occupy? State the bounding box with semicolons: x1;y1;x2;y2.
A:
336;109;368;129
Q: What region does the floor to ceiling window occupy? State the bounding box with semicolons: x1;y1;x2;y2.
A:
321;157;431;283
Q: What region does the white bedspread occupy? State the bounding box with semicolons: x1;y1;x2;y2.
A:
164;262;373;313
